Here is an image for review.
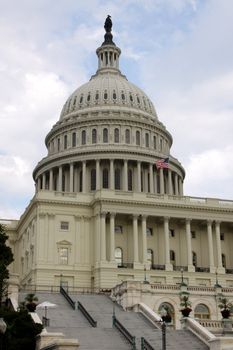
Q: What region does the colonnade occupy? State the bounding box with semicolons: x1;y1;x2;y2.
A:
95;214;225;273
36;159;184;196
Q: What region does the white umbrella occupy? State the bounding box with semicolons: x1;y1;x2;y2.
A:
37;301;57;318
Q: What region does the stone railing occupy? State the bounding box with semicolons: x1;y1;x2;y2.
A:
199;320;223;330
137;302;162;329
182;317;216;346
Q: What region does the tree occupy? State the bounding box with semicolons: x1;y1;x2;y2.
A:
0;224;14;306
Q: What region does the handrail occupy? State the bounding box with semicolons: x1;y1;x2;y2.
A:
78;301;97;327
113;316;136;350
60;286;75;309
141;337;155;350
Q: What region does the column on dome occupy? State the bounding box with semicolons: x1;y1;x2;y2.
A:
58;166;62;192
159;168;164;194
141;215;147;264
207;220;215;273
179;176;183;196
110;213;116;262
123;159;128;191
49;169;53;191
149;164;154;193
82;161;86;193
154;169;158;193
37;176;41;191
168;169;172;195
174;173;178;195
42;173;46;190
164;217;173;271
215;221;225;273
133;215;139;266
96;160;100;190
186;219;195;272
100;212;106;261
110;159;114;190
137;162;141;192
69;163;74;192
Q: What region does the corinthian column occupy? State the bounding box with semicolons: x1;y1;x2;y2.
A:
207;220;215;273
133;215;139;265
160;168;164;194
137;162;141;192
100;213;106;262
141;215;147;264
215;221;225;273
164;217;173;271
186;219;195;272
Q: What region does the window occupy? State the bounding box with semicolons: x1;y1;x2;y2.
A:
191;231;196;239
129;93;133;102
145;133;149;147
87;93;91;102
81;130;86;145
220;233;225;241
115;226;123;234
72;132;76;147
91;169;96;191
125;129;130;144
192;251;197;267
57;138;60;151
137;96;140;104
128;169;133;191
114;128;120;143
115;247;123;266
59;248;68;265
222;254;226;268
147;249;153;267
121;92;125;100
95;92;99;100
146;228;153;236
80;95;83;104
60;221;69;230
115;168;121;190
104;91;108;100
64;135;68;149
169;229;175;237
92;129;97;144
194;304;210;320
170;250;175;263
160;138;163;151
102;168;109;189
103;128;108;143
136;131;140;146
113;91;117;100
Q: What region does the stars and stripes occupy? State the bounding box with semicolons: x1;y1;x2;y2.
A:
155;157;169;169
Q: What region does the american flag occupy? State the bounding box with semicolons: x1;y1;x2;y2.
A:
155;157;169;169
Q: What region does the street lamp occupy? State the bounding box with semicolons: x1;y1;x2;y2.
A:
180;268;187;287
0;318;7;350
112;296;116;326
143;265;149;284
161;320;166;350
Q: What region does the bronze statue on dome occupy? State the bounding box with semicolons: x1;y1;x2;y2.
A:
104;15;112;33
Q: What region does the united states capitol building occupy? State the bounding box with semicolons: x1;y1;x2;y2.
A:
3;17;233;334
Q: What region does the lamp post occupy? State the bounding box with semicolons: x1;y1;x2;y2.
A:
0;318;7;350
161;320;166;350
143;265;149;284
112;296;116;326
181;268;184;284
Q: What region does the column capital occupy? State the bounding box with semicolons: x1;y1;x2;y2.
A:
141;215;147;220
132;214;139;219
207;220;213;225
164;216;170;222
110;212;116;218
215;220;221;226
100;212;107;218
185;218;192;224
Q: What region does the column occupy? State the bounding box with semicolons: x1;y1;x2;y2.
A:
168;169;172;195
42;173;46;190
215;221;224;273
82;161;86;193
58;166;62;192
37;176;41;191
179;177;183;196
186;219;195;272
159;168;164;194
69;163;74;192
154;170;158;193
95;214;101;264
110;213;116;262
137;161;141;192
49;169;53;191
100;212;106;261
149;164;154;193
133;215;139;264
96;160;100;190
207;220;215;273
123;159;128;191
164;217;173;271
174;173;178;195
141;215;147;264
110;159;114;190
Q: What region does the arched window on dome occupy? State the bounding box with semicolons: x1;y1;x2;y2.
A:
113;91;117;100
114;128;120;143
147;249;154;268
57;138;60;151
153;135;157;149
121;91;125;101
115;247;123;267
79;95;83;104
81;130;86;145
103;128;108;143
136;131;140;146
137;96;140;105
95;91;99;101
192;251;197;267
115;168;121;190
64;135;68;149
145;133;149;148
129;93;133;102
102;168;109;189
194;304;210;320
128;169;133;191
87;93;91;102
92;129;97;144
125;129;130;144
90;169;96;191
72;132;76;147
104;90;108;100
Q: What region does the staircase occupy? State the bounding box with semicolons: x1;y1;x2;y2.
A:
33;292;208;350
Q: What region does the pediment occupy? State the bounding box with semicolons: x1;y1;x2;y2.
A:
56;240;71;246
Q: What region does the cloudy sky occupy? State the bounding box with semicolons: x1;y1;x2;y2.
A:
0;0;233;219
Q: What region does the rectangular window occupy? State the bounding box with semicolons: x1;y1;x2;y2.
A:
169;229;175;237
191;231;196;239
60;221;69;230
59;248;68;265
220;233;224;241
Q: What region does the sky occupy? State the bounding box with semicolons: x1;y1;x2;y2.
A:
0;0;233;219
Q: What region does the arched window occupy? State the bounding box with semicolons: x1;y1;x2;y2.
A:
115;247;123;266
90;169;96;191
113;91;117;100
115;168;121;190
194;304;210;320
145;133;149;147
170;250;175;265
192;251;197;267
136;131;140;146
153;135;157;149
64;135;68;149
57;138;60;151
158;303;174;324
72;132;76;147
125;129;130;144
103;128;108;143
114;128;120;143
81;130;86;145
128;169;133;191
147;249;154;267
92;129;97;144
222;254;226;268
102;168;109;188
